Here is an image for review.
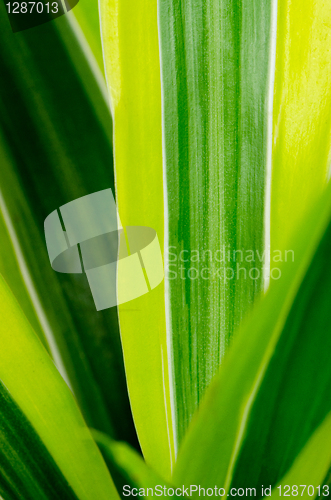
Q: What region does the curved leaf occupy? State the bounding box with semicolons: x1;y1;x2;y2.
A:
0;275;118;500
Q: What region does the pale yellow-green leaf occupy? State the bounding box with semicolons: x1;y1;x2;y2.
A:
99;0;174;479
0;209;45;347
271;0;331;254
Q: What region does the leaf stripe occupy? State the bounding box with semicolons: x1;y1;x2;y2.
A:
158;0;275;444
263;0;278;290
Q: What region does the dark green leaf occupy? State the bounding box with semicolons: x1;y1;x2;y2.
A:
0;4;138;449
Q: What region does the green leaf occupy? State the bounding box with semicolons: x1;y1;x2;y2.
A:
69;0;105;74
0;275;118;500
0;6;138;448
92;430;181;499
99;0;174;478
158;0;276;445
0;209;46;348
173;181;331;493
269;412;331;499
271;0;331;255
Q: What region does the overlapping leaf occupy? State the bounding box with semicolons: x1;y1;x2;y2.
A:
173;182;331;495
93;430;181;499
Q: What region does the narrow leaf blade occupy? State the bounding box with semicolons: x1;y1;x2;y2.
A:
100;0;174;477
271;0;331;254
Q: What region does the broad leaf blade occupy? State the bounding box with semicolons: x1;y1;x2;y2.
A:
0;275;118;500
158;0;276;444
